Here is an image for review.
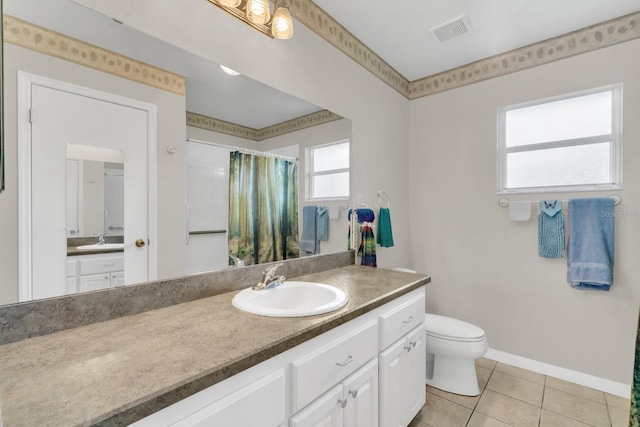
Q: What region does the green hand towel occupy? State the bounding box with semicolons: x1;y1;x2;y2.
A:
377;207;394;247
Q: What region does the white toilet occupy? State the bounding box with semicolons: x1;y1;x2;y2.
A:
424;314;488;396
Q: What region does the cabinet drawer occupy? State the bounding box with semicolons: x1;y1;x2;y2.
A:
379;292;425;350
291;320;378;413
78;255;124;275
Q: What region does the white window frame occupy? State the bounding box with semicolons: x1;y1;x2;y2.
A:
306;140;350;201
497;84;623;194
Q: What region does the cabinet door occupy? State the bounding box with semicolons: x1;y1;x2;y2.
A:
78;274;110;292
290;384;344;427
379;337;407;427
343;359;378;427
110;271;125;287
171;370;285;427
402;325;426;426
66;277;78;295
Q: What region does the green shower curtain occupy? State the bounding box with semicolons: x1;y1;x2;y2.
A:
228;151;299;265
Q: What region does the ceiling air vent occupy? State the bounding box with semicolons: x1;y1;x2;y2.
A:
430;15;471;42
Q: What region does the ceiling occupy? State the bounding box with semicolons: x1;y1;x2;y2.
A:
5;0;640;128
313;0;640;81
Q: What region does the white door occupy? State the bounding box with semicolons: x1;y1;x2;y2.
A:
185;141;229;274
343;359;378;427
28;81;150;299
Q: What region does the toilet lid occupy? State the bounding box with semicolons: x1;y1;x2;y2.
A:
425;314;486;342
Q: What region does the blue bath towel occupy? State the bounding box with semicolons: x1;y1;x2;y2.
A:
317;206;329;241
300;206;318;254
538;200;564;258
567;198;615;290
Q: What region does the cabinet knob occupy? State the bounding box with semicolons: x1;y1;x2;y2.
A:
404;344;413;352
338;398;348;408
348;389;358;399
135;239;146;248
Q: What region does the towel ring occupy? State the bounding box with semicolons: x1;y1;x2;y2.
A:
377;189;390;209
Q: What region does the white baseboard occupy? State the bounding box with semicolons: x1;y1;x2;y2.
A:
485;348;631;398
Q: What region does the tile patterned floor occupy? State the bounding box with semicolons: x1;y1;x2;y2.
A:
409;358;630;427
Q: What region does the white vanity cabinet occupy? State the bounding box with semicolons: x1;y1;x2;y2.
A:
378;293;427;427
132;286;426;427
290;359;378;427
66;253;124;294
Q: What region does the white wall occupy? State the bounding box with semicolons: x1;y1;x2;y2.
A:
409;38;640;385
0;43;186;304
75;0;412;272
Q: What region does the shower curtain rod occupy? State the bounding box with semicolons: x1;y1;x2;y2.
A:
187;138;298;162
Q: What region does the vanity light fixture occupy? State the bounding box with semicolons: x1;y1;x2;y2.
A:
208;0;294;40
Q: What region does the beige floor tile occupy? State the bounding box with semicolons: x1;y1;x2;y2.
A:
415;392;472;427
476;357;497;370
486;370;544;406
543;387;610;427
475;389;541;427
408;415;433;427
427;385;480;410
477;365;493;389
609;404;629;427
539;409;593;426
605;392;631;410
545;376;606;404
494;362;546;385
466;411;512;427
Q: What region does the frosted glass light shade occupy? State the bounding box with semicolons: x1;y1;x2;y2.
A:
217;0;241;7
246;0;271;24
272;7;293;39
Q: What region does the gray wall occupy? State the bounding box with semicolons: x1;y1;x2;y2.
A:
409;38;640;385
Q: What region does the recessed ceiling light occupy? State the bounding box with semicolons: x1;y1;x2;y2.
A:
220;65;241;76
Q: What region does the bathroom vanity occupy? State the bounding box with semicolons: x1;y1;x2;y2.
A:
0;257;430;426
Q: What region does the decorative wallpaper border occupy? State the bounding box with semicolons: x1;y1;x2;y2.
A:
407;11;640;99
3;15;186;96
288;0;410;98
187;109;342;141
293;2;640;100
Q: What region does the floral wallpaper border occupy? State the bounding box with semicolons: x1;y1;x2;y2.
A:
3;15;186;96
187;109;342;141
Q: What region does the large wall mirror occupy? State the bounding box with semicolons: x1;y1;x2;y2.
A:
0;0;352;305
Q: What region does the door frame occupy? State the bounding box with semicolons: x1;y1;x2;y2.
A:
17;71;158;301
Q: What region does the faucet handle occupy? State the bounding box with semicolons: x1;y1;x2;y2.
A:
264;263;283;275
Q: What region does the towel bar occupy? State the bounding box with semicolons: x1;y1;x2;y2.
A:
498;195;621;208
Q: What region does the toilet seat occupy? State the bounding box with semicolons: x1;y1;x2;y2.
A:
425;314;486;343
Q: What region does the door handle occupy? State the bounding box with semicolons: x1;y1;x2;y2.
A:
135;239;146;248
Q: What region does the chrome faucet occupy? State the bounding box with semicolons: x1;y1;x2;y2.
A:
253;263;286;290
95;233;106;245
229;255;245;268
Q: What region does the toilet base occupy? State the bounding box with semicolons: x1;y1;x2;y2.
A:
426;354;480;396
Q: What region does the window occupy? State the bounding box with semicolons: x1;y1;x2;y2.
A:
497;85;622;194
307;140;350;200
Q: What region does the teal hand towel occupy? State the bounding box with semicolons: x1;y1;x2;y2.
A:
567;198;615;290
377;207;395;247
317;206;329;241
538;200;564;258
300;206;318;254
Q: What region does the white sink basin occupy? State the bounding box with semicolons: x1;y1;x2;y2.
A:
232;281;348;317
76;243;124;250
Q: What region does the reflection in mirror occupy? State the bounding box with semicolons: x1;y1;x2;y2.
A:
0;0;353;305
66;144;124;238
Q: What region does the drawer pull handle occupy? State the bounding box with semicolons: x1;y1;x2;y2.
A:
403;316;414;324
338;398;348;408
349;390;358;398
336;355;354;367
103;264;115;267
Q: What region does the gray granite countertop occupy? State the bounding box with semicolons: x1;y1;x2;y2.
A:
0;265;429;427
